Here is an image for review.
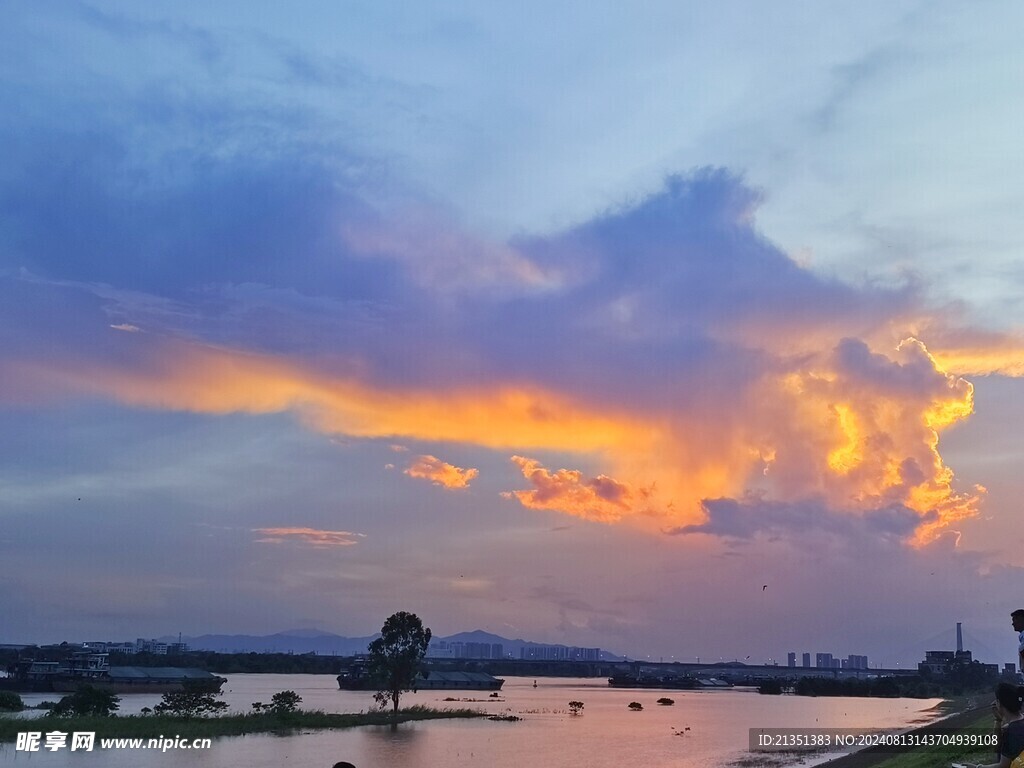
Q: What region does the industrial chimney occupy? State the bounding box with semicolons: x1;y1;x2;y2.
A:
956;622;963;653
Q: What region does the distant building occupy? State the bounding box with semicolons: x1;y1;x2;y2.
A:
426;640;505;660
918;629;1000;679
135;638;169;655
787;652;796;667
519;645;600;662
816;653;833;669
920;650;957;675
802;652;811;667
847;655;868;670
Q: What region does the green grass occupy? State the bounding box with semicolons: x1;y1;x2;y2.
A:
852;713;995;768
0;705;487;743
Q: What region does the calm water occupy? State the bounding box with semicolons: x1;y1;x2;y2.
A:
2;675;943;767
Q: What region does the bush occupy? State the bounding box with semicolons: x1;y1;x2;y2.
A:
49;686;120;717
656;697;675;706
568;700;584;715
269;690;302;715
0;691;24;711
628;701;643;711
153;684;228;719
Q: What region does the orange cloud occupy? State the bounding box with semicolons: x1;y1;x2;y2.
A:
404;454;478;489
1;332;985;544
929;347;1024;377
899;326;1024;377
502;456;647;523
749;337;981;544
252;527;365;547
10;340;654;454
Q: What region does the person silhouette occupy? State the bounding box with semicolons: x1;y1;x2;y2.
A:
964;683;1024;768
1012;610;1024;678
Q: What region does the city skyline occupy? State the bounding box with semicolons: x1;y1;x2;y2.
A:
2;2;1023;670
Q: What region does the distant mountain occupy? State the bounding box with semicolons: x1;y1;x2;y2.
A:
279;628;340;639
440;629;624;661
177;628;624;660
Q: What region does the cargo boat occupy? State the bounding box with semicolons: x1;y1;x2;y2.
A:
1;653;225;694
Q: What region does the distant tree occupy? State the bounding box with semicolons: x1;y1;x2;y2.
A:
628;701;643;711
656;697;675;706
758;679;783;695
251;701;265;713
153;682;228;719
568;700;584;715
367;611;432;719
269;690;302;715
0;691;24;712
49;686;120;717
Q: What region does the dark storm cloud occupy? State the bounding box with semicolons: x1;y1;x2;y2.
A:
667;495;936;543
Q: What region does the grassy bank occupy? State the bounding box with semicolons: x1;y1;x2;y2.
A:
0;705;487;743
813;708;997;768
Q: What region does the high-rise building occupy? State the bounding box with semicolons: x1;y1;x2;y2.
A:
787;652;796;667
816;653;833;668
802;652;811;667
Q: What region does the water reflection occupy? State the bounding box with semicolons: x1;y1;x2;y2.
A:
364;721;425;764
0;676;943;768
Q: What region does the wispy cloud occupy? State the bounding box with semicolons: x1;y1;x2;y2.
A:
252;527;365;548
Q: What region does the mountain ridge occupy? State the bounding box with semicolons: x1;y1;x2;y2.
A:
164;628;624;660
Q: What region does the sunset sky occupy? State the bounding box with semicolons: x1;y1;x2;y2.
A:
2;1;1023;667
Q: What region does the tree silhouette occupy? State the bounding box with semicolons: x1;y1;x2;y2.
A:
367;611;432;720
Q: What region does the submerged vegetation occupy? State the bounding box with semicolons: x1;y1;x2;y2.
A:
0;704;486;743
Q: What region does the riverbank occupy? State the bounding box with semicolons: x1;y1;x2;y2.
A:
815;704;993;768
733;698;995;768
0;705;487;742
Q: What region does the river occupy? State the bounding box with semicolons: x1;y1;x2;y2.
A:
2;675;944;767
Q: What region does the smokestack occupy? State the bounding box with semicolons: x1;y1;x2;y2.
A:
956;622;963;653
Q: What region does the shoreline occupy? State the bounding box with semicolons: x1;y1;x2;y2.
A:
813;703;991;768
735;698;992;768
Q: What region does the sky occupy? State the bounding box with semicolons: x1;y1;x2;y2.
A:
1;1;1023;668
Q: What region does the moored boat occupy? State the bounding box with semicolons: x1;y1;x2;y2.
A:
1;653;225;693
